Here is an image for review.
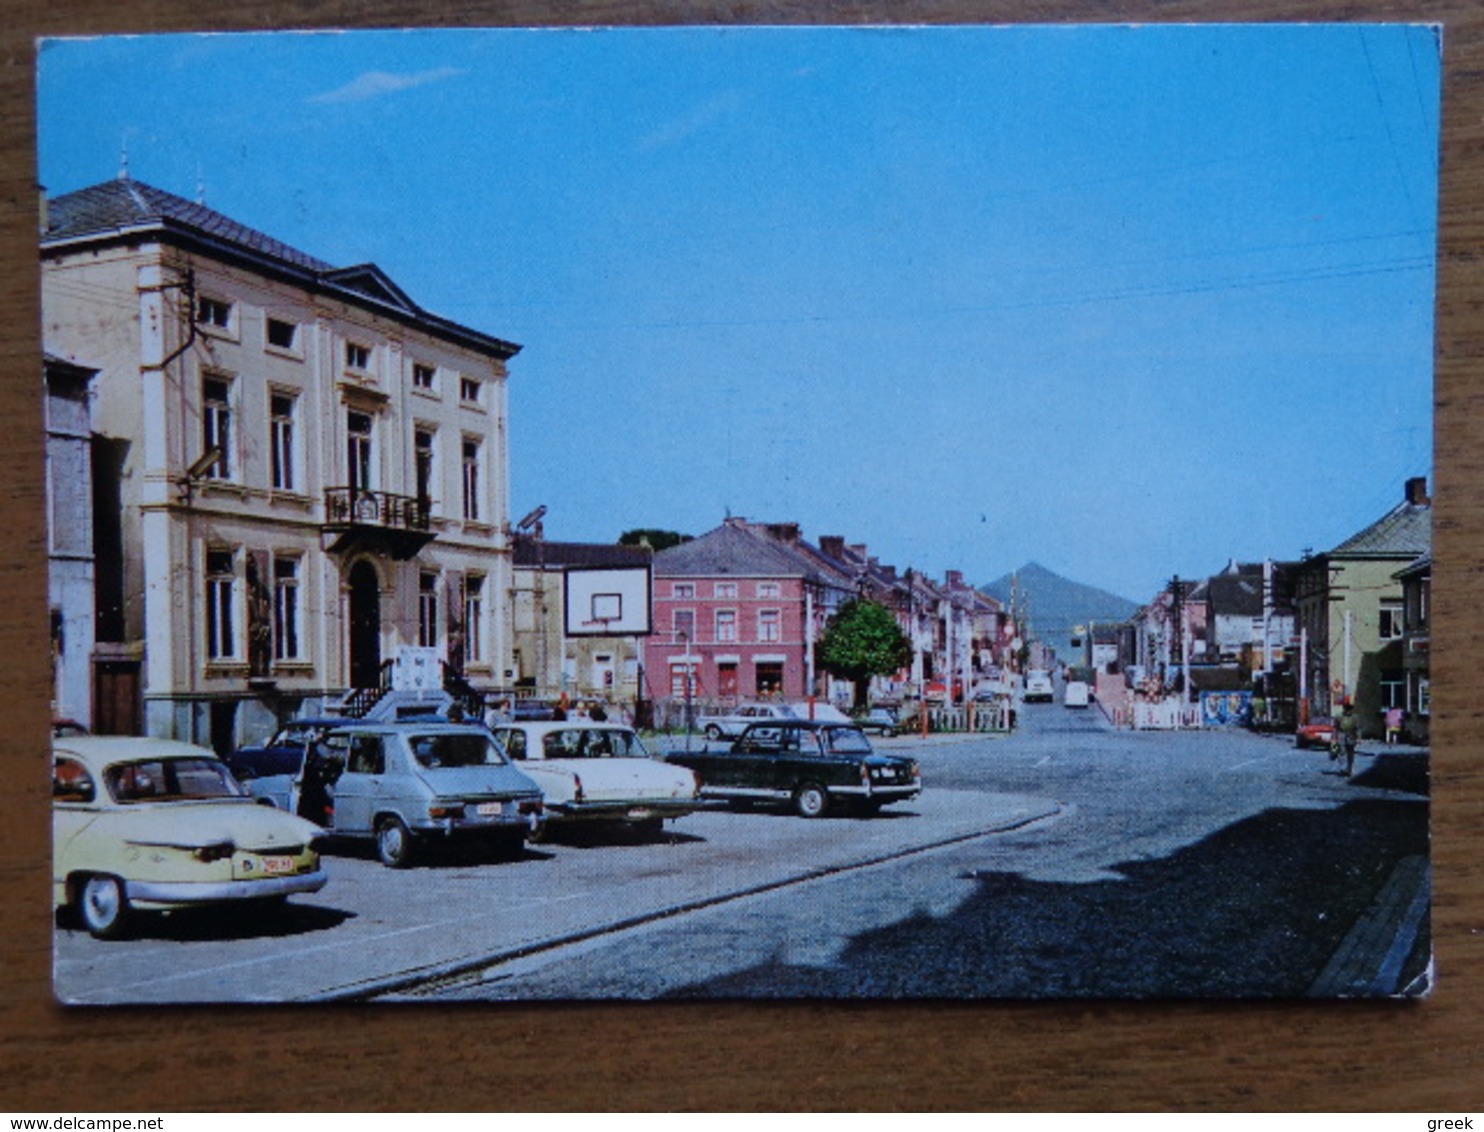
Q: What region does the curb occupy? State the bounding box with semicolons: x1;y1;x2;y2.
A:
303;796;1065;1002
1307;854;1431;997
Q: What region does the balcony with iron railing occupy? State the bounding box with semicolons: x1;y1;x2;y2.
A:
322;487;435;560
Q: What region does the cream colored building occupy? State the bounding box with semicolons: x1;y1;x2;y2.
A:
508;536;652;708
1294;477;1431;736
41;178;519;753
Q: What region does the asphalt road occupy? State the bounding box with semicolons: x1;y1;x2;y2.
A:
53;703;1429;1003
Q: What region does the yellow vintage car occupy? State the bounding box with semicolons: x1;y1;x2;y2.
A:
53;736;328;939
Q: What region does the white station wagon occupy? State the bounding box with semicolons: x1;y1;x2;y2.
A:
488;721;702;838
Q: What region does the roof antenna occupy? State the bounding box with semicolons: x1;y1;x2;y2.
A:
118;137;130;182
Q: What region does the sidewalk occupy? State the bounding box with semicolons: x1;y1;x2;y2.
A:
1308;853;1431;997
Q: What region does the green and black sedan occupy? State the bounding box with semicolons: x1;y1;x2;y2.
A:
665;720;921;818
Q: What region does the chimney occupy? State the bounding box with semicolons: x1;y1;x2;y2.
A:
1405;476;1430;506
819;536;845;559
946;569;964;588
765;522;800;543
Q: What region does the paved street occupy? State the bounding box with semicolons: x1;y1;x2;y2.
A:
53;703;1429;1003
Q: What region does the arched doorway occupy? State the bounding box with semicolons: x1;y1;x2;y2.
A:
347;560;382;689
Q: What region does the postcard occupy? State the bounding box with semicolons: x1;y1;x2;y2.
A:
39;24;1436;1003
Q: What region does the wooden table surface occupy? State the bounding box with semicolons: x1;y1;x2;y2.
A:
2;1;1479;1112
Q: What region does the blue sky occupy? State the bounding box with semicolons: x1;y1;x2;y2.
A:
37;25;1439;602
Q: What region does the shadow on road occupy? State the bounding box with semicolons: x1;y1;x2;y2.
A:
1352;751;1429;795
534;825;709;849
57;900;355;943
662;798;1429;1000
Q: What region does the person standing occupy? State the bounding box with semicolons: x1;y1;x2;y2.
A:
1385;705;1404;744
1337;701;1360;778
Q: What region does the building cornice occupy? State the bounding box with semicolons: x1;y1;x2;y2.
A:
43;221;522;363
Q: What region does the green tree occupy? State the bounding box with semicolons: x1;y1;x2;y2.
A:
817;598;912;712
618;528;691;552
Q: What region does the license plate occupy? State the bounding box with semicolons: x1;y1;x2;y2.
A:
260;855;295;875
626;808;654;821
477;802;505;817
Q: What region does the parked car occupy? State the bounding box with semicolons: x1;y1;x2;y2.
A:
53;736;327;939
227;716;351;781
856;707;899;736
1063;680;1091;708
1295;720;1337;749
247;722;545;867
789;701;853;724
1024;670;1054;703
487;721;701;838
511;698;558;722
696;702;798;741
666;719;921;818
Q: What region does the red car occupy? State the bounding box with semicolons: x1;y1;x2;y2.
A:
1295;720;1336;749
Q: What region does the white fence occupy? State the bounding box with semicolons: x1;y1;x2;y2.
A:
1119;698;1203;730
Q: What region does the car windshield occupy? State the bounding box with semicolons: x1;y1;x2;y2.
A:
822;727;873;754
539;729;649;759
105;758;246;803
410;733;506;769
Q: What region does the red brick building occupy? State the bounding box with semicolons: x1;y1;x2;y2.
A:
646;518;853;705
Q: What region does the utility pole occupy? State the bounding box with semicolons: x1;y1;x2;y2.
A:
1299;625;1309;725
680;630;693;753
1343;609;1354;702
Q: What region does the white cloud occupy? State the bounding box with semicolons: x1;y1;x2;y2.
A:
639;89;745;152
310;66;465;105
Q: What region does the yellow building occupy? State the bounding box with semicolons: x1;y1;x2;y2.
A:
1294;478;1431;737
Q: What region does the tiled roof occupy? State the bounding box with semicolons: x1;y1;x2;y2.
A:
1394;553;1432;580
1206;574;1263;617
654;520;822;578
44;179;335;273
42;179;521;360
1331;499;1432;559
512;538;651;569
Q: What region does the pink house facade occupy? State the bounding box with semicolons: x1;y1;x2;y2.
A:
645;516;1008;712
646;518;852;706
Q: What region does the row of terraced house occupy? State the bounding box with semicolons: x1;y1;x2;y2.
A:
1106;478;1432;742
42;177;1010;756
644;517;1011;718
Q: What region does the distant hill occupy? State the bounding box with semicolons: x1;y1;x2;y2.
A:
980;562;1140;663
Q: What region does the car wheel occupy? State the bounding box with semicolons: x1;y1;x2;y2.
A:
376;817;416;868
704;724;723;741
794;782;830;819
78;874;131;940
